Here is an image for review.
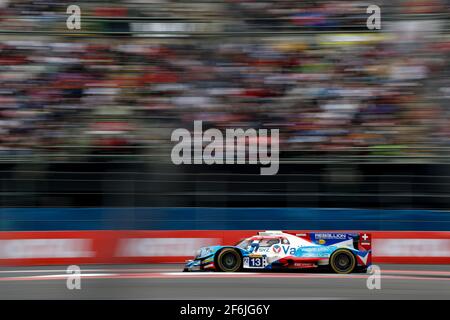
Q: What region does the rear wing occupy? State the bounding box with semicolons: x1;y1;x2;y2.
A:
296;232;372;251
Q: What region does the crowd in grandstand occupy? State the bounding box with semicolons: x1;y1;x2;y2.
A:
0;0;449;160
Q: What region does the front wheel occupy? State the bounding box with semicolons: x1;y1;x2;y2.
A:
215;248;242;272
329;249;356;274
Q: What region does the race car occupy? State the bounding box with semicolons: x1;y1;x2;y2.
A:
184;231;372;274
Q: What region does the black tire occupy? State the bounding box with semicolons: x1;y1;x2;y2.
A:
215;248;242;272
329;249;356;274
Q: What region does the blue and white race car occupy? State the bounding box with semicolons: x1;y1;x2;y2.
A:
184;231;372;274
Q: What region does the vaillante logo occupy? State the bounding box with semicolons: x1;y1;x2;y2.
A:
272;245;281;253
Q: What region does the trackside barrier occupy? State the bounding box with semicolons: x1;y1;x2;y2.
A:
2;208;450;231
0;230;450;266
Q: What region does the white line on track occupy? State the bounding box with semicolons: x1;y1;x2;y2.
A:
1;272;449;282
1;267;450;283
1;268;449;276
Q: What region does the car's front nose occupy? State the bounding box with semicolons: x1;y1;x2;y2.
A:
183;259;201;272
183;246;220;271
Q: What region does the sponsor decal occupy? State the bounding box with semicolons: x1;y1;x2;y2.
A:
301;246;331;253
271;245;298;255
281;246;297;255
318;239;326;244
272;245;281;253
314;233;347;240
293;262;316;268
274;245;330;256
297;246;332;257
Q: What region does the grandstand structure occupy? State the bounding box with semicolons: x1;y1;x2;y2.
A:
0;0;449;210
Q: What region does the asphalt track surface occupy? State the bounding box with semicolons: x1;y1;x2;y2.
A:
0;264;449;299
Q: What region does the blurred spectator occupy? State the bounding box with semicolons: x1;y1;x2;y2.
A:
0;0;448;162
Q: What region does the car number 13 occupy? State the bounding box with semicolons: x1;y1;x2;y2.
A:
244;256;267;268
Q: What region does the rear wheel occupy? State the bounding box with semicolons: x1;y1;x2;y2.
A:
329;249;356;274
215;248;242;272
